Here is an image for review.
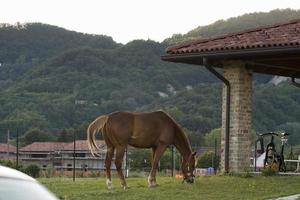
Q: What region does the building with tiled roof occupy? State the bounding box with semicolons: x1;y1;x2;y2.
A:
0;143;16;159
20;142;67;152
63;140;105;151
19;140;114;172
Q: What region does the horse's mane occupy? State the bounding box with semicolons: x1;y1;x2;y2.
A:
161;111;192;153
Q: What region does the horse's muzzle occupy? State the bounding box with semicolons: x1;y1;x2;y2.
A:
184;176;194;184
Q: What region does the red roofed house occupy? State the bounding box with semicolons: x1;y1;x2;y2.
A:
0;143;16;159
19;140;116;172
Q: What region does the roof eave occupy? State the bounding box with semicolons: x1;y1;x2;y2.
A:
161;46;300;65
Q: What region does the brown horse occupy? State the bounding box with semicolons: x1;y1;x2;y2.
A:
87;111;196;189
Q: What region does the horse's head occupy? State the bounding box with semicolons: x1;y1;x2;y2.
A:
183;151;196;184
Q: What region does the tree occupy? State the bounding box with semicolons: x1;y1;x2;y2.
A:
159;148;181;170
196;151;220;169
204;128;221;147
21;128;55;146
128;149;152;171
57;129;73;142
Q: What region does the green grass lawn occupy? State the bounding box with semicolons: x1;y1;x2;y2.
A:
40;175;300;200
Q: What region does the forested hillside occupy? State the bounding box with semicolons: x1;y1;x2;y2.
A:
0;9;299;146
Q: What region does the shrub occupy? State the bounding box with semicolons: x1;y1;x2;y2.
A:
0;160;15;168
25;164;40;178
0;160;24;172
261;168;278;176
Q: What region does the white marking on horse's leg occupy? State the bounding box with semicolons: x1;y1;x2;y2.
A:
148;175;157;188
148;175;151;185
106;178;113;189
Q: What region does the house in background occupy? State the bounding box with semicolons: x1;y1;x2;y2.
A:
0;143;16;159
19;142;67;170
19;140;115;171
62;140;107;171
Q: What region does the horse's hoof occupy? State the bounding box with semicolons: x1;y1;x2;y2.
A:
107;185;113;190
122;185;129;190
106;179;113;190
148;176;157;188
148;183;157;188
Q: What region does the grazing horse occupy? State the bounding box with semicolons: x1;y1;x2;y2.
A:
87;111;196;189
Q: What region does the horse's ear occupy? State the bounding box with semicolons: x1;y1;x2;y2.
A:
192;151;199;159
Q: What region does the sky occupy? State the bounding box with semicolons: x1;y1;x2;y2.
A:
1;0;300;44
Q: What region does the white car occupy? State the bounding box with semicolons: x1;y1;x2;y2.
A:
0;165;59;200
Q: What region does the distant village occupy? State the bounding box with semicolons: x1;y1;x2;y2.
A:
0;140;120;173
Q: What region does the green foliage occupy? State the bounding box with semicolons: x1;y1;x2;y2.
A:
0;23;118;63
0;109;50;132
196;151;220;169
0;159;15;168
57;129;73;142
204;128;221;147
149;84;223;138
128;148;181;171
159;148;181;170
128;149;152;171
0;160;24;172
0;38;216;135
21;128;55;146
253;84;300;133
261;168;278;176
25;164;40;178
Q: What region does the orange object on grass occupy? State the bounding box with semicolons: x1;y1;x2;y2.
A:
175;173;183;179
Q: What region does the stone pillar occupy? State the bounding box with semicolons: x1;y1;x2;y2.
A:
220;61;252;173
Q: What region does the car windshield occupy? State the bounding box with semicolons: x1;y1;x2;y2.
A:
0;178;58;200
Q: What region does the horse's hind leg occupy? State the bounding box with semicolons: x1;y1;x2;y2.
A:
115;146;128;189
105;146;114;189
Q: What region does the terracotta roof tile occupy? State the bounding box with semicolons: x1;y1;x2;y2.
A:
63;140;105;151
20;142;67;152
19;140;105;152
166;19;300;54
0;143;16;153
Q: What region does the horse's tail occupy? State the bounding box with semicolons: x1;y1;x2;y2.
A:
87;115;109;157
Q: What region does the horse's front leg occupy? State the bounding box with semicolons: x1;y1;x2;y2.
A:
148;144;167;188
104;146;114;189
115;146;128;189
